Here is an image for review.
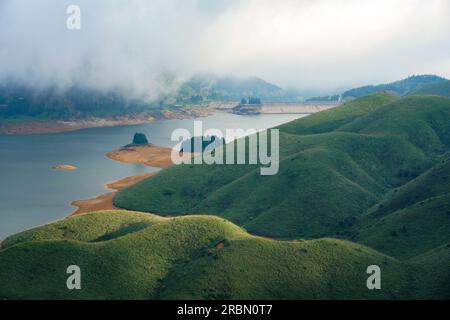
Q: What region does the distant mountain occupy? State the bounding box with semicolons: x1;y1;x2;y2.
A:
0;84;162;119
306;75;448;102
2;74;447;120
343;75;447;99
175;74;301;103
0;75;301;120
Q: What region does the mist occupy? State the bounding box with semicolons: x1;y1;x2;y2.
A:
1;0;450;97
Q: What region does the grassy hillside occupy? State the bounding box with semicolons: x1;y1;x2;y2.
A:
408;244;450;299
0;211;416;300
408;80;450;98
2;93;450;299
115;94;450;239
281;93;398;135
353;156;450;259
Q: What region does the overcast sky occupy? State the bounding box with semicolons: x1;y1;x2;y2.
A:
1;0;450;96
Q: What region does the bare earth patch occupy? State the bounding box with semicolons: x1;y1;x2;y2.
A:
215;240;226;250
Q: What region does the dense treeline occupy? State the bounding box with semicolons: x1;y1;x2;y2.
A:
0;84;161;119
0;75;299;119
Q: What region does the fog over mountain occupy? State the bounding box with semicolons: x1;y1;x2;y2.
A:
1;0;450;97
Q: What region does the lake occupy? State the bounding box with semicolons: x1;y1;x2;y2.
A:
0;113;306;240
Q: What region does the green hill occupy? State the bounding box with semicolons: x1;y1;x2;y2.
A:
2;93;449;299
177;74;298;102
408;244;450;299
342;75;446;99
0;75;299;120
282;93;398;135
0;84;164;119
0;211;415;300
307;75;447;102
115;94;450;239
353;156;450;259
408;80;450;98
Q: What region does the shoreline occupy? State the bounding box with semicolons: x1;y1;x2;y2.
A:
0;101;331;136
0;106;217;136
106;144;174;168
70;171;159;216
0;107;312;245
0;171;158;249
0;116;157;136
71;142;177;216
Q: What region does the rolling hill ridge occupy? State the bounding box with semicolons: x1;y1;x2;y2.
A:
0;211;418;299
115;94;450;240
1;93;449;299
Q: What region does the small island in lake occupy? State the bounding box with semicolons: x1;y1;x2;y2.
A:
107;132;175;168
52;165;78;171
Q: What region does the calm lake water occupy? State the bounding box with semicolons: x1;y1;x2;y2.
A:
0;113;306;240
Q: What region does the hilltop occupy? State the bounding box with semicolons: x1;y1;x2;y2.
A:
111;93;450;299
115;94;450;239
354;155;450;260
0;211;415;299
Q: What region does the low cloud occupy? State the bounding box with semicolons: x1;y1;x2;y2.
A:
1;0;449;97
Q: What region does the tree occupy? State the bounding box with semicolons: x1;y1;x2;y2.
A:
248;97;262;105
132;133;149;145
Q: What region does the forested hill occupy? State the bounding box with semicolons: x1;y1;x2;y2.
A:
0;75;299;120
2;74;447;119
0;84;160;119
176;74;299;103
307;75;447;102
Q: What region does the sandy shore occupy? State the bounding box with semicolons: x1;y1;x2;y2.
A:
72;142;181;216
70;171;158;216
0;172;158;248
107;144;174;168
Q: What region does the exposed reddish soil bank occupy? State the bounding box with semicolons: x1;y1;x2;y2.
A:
70;172;158;216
